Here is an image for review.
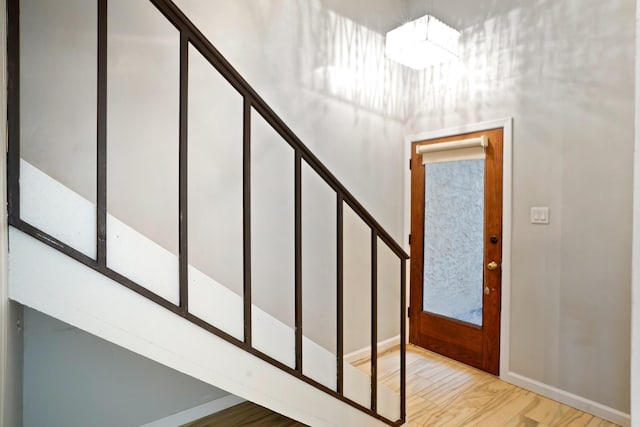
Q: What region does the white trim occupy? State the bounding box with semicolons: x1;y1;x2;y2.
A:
403;117;513;377
343;335;401;364
501;371;630;427
140;394;246;427
631;1;640;424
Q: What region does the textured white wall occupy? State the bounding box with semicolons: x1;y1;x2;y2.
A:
172;0;407;241
19;0;405;357
174;0;407;353
16;0;635;417
407;0;634;415
175;1;405;354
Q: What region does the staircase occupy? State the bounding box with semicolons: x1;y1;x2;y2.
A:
6;0;408;425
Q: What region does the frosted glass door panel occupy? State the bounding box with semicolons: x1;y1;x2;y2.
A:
187;44;244;340
20;0;97;258
251;109;295;368
423;160;484;326
302;162;337;390
106;0;180;304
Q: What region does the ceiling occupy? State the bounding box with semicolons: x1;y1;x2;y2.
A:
320;0;534;34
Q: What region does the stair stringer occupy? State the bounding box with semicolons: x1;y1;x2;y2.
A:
8;227;389;427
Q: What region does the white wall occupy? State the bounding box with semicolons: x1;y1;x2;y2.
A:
10;0;639;423
175;0;406;353
173;0;407;241
19;0;405;356
15;0;636;420
23;308;230;427
632;0;640;423
407;0;634;416
1;304;23;427
174;2;408;353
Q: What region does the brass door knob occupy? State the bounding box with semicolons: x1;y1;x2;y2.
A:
487;261;499;271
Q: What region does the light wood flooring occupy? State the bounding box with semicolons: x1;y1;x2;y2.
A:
185;345;619;426
355;344;620;427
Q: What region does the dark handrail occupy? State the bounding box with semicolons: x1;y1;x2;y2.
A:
6;0;407;425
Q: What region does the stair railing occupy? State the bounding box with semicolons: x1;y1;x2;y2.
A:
6;0;408;425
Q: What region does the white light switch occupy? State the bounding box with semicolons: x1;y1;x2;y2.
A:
530;207;550;224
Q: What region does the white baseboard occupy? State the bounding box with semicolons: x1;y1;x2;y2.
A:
140;394;246;427
344;335;400;364
501;371;630;427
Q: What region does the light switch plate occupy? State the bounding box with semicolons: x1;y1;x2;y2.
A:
530;207;550;224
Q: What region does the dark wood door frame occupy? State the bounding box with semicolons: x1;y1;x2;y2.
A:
404;119;512;377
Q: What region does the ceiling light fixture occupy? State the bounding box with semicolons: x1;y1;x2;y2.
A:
385;14;460;70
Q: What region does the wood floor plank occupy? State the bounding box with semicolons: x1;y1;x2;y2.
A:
183;401;306;427
357;345;622;427
186;344;620;426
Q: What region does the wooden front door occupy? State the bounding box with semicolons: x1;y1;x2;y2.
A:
409;128;503;375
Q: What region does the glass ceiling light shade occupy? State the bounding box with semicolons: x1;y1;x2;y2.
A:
385;14;460;70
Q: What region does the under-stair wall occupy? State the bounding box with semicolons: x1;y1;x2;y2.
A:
22;308;234;427
8;0;408;425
